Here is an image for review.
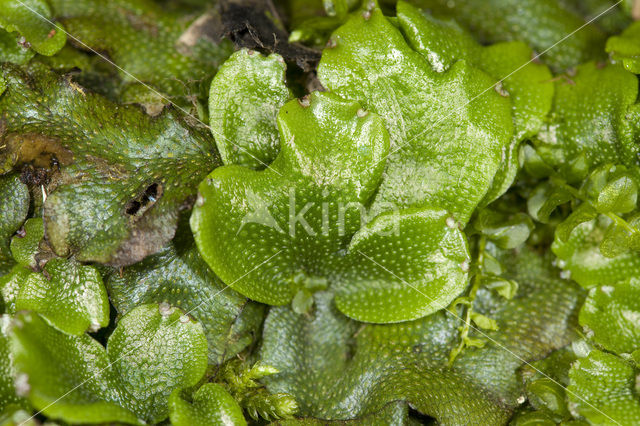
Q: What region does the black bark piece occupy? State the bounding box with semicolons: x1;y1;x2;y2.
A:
219;0;321;71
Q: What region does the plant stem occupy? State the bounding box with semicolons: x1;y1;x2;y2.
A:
448;235;486;366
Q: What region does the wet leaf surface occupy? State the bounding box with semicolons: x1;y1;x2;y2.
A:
0;174;28;275
318;4;513;223
169;383;247;426
192;91;469;322
259;248;583;424
209;48;292;168
0;64;221;266
9;304;207;424
106;218;264;364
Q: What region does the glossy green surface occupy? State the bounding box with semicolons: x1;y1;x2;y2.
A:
532;62;639;183
193;91;388;306
9;304;207;424
13;258;109;335
0;174;28;274
107;303;208;423
106;219;264;364
0;64;220;266
581;164;639;214
396;1;553;203
0;28;34;65
209;49;292;168
0;264;30;313
9;218;43;270
397;0;608;70
10;311;143;424
526;378;570;420
521;347;577;424
606;21;640;73
333;208;469;322
259;248;582;423
553;217;640;288
0;0;66;56
568;350;640;425
580;278;640;354
0;315;26;414
169;383;247;426
192;91;469;322
2;2;640;424
318;5;512;223
473;210;534;250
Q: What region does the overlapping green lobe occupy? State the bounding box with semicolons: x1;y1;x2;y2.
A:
0;265;29;314
9;218;43;270
17;257;106;338
552;217;640;288
568;350;640;425
209;49;292;168
0;0;66;56
0;315;27;414
607;21;640;73
532;62;639;183
2;257;109;335
396;1;553;203
107;304;208;423
168;383;247;426
0;174;28;274
10;311;142;425
580;278;640;354
318;4;513;223
193;91;388;305
106;219;264;364
9;304;207;424
259;248;583;424
395;0;608;70
0;29;35;65
333;208;469;322
519;346;577;422
529;163;640;260
0;64;220;266
192;91;470;322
